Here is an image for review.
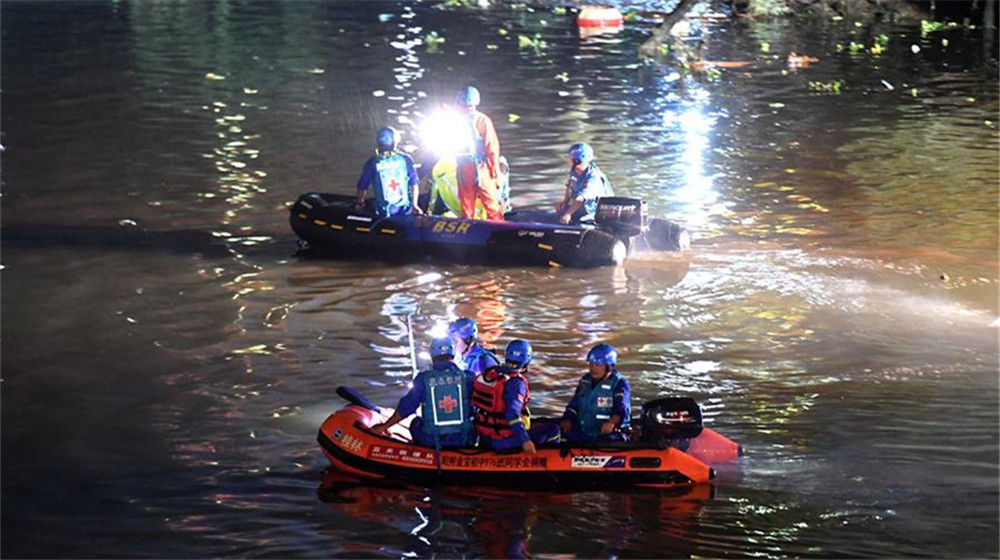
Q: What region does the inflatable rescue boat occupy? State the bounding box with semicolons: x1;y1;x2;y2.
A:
290;193;690;268
318;387;740;489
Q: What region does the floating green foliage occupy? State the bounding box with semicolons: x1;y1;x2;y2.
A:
498;28;509;37
508;113;521;123
704;67;722;80
849;41;865;53
622;9;638;21
424;31;446;51
518;33;547;51
552;6;566;15
659;43;671;55
808;80;843;94
555;71;569;82
443;0;477;7
760;42;771;53
920;19;968;36
748;0;788;17
874;34;889;47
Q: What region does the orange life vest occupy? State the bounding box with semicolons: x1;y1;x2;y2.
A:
472;366;530;440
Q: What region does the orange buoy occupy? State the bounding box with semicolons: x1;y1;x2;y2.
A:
577;6;624;29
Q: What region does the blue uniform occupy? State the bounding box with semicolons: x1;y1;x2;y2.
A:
357;152;419;218
485;375;561;452
460;342;500;376
562;369;631;443
396;362;476;447
562;162;614;223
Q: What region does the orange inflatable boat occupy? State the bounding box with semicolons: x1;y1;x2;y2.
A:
317;387;741;489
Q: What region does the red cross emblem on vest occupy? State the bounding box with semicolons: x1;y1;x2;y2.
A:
387;178;400;191
438;394;458;413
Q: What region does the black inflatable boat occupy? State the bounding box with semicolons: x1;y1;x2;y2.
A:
290;193;690;268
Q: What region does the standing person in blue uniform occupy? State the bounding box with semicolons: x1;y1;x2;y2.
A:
449;317;500;376
559;343;632;442
473;340;561;454
355;126;422;218
556;142;614;224
370;337;476;448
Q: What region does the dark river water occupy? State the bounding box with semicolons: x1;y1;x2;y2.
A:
3;1;998;558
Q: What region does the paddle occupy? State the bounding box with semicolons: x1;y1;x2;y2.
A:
406;314;418;378
335;386;382;413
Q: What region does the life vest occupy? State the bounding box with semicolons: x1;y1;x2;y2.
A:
472;366;530;440
419;362;475;447
374;152;411;216
575;369;628;437
461;343;500;376
460;111;487;165
428;157;462;216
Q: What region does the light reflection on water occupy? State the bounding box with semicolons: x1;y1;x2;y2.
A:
1;1;997;558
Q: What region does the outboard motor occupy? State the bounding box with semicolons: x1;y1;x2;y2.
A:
639;397;703;445
595;197;648;238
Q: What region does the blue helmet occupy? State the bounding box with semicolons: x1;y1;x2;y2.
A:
568;142;594;165
430;336;455;359
586;343;617;366
376;126;397;150
456;86;480;108
448;317;477;340
504;339;532;368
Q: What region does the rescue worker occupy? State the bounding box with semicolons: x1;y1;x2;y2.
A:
455;86;504;221
555;142;614;224
370;337;476;448
559;343;632;443
423;153;510;218
448;317;500;376
421;154;463;217
355;126;422;218
472;339;561;454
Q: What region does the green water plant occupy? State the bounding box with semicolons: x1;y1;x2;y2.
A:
748;0;788;17
424;31;446;51
518;33;547;52
808;80;843;94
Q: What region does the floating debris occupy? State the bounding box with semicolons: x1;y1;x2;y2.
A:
424;30;445;51
787;53;819;69
518;34;547;51
205;72;226;81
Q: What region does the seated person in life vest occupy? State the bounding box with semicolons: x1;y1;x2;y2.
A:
559;343;632;443
370;337;476;448
449;317;500;376
555;142;614;224
421;153;510;218
473;340;561;454
355;126;423;218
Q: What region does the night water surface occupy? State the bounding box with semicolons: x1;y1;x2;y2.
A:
2;1;998;558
